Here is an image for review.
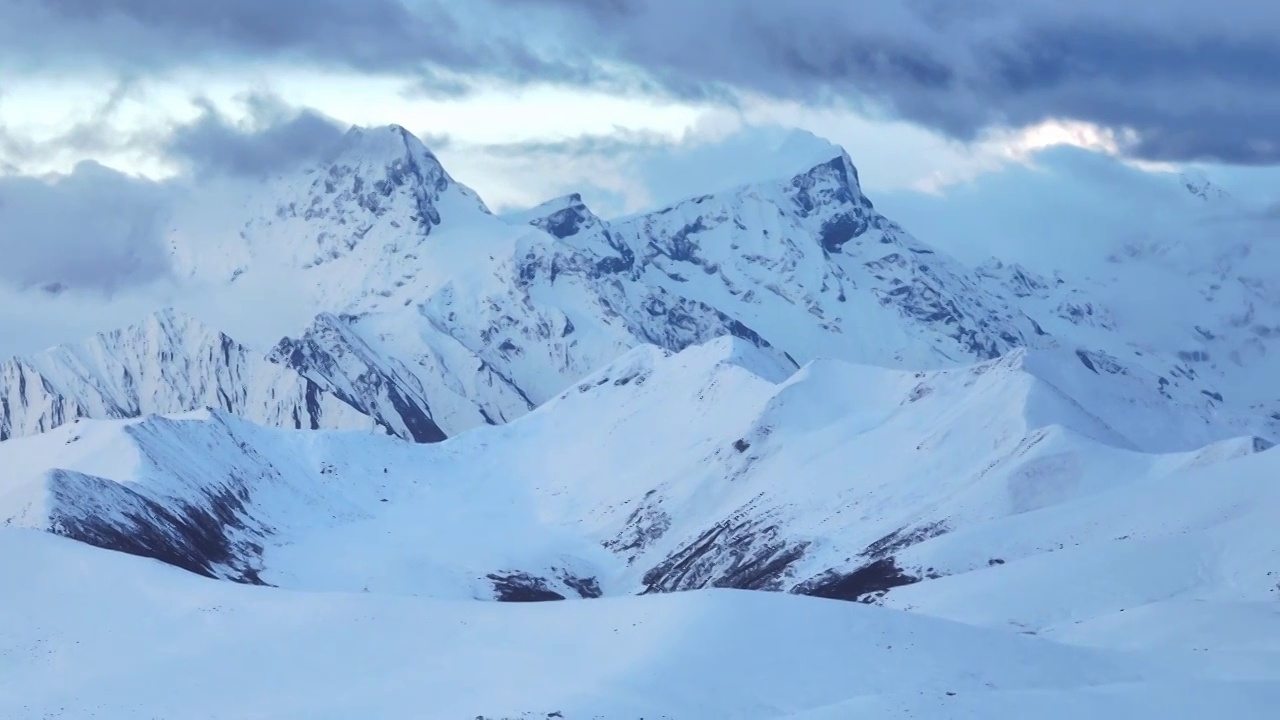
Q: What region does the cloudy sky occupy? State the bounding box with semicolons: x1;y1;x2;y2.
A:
1;0;1278;352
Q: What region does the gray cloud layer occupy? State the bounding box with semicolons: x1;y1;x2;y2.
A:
0;95;354;294
0;0;617;90
498;0;1280;164
164;96;349;179
6;0;1277;163
0;162;173;293
6;0;461;72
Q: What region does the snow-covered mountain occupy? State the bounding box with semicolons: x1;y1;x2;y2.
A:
876;145;1280;435
3;337;1279;717
1;125;1267;447
148;125;1274;448
3;338;1270;600
3;123;1274;591
5;123;1280;717
0;308;369;442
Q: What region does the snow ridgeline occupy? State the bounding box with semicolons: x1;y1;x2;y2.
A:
0;308;370;442
2;337;1272;605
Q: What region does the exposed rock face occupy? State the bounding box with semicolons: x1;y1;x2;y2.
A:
0;309;369;442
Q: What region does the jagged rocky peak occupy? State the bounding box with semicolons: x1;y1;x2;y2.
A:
1179;169;1230;202
752;127;864;191
0;307;370;442
272;123;490;236
712;139;883;258
334;124;422;160
507;192;639;273
232;122;499;279
788;149;872;207
331;124;450;185
512;192;602;240
48;306;223;361
795;148;864;194
764;130;870;210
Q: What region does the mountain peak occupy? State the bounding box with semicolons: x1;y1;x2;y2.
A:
327;124;466;199
510;192;604;241
795;152;864;196
142;306;210;331
748;129;864;198
335;124;437;162
241;122;493;262
777;129;854;173
1179;169;1230;202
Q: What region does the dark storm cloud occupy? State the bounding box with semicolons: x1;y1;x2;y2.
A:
0;162;173;293
4;0;1280;164
487;0;1280;165
0;0;622;92
2;0;466;72
163;96;349;179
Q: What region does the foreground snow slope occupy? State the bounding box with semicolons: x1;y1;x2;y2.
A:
3;528;1278;720
881;442;1280;640
2;338;1271;607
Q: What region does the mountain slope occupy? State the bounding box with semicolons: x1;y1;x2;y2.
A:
880;437;1280;631
0;308;369;442
3;337;1280;717
3;338;1269;603
876;145;1280;435
15;529;1266;719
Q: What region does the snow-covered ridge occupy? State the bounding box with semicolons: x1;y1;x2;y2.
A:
0;308;369;442
3;339;1270;603
1179;169;1231;202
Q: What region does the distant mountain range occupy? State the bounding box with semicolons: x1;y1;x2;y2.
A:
4;124;1279;719
4;125;1273;449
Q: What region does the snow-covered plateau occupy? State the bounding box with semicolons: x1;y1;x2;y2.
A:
2;125;1279;718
